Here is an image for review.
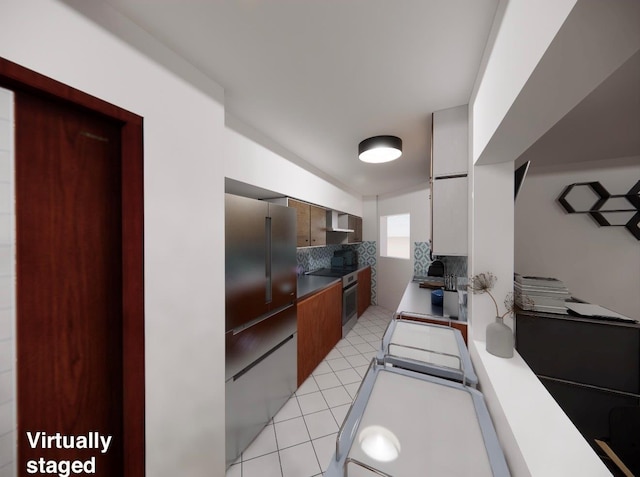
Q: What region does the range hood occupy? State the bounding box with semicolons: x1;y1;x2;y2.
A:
326;210;354;233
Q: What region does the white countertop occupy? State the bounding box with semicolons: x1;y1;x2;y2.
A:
387;320;462;371
396;280;445;317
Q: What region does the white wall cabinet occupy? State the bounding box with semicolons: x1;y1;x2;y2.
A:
431;105;468;256
432;105;468;177
432;177;468;256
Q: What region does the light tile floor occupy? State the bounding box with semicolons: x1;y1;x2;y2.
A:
226;305;393;477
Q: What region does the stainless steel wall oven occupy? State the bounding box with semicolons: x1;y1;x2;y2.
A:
341;271;358;337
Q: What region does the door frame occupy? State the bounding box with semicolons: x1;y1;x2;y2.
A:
0;56;145;477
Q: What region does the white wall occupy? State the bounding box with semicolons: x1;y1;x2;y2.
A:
0;2;226;474
224;126;362;216
0;1;361;476
468;0;578;341
367;185;430;311
474;0;640;166
467;160;514;337
362;197;378;242
468;0;640;346
472;0;577;163
515;156;640;320
468;2;638;475
0;87;16;477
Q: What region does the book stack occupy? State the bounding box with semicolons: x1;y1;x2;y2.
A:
514;273;570;314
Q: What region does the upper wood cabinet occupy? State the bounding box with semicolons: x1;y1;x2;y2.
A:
309;205;326;246
288;198;326;247
348;215;363;244
268;197;361;247
328;214;363;245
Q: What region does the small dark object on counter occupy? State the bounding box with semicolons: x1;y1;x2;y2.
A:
431;289;444;306
428;260;445;277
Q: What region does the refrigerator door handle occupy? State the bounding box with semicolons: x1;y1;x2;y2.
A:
265;216;272;304
231;303;294;336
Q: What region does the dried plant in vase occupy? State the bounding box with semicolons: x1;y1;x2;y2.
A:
468;272;533;358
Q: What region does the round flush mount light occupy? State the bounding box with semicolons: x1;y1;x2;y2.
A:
358;425;401;462
358;135;403;163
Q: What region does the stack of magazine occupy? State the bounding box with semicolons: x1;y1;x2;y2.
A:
514;273;570;314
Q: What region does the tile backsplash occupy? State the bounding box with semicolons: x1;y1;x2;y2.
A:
413;241;432;277
437;255;468;278
357;241;377;306
296;244;348;271
414;240;467;279
297;241;377;305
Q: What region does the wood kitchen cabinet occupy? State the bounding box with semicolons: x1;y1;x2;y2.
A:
327;213;363;245
297;282;342;386
288;198;326;247
348;215;363;244
357;266;371;317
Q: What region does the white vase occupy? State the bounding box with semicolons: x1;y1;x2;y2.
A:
486;316;514;358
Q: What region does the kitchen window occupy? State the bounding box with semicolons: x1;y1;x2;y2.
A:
380;213;410;259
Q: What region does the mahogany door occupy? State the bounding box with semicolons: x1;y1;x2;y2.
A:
15;91;124;475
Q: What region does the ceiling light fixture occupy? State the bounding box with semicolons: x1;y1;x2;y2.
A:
358;135;402;163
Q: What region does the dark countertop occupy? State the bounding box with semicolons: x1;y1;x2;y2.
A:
297;275;341;300
297;264;371;301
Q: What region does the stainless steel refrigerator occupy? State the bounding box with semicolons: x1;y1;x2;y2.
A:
225;193;297;467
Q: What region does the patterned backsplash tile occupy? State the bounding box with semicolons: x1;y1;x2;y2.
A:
413;240;467;279
414;241;432;277
357;241;376;266
437;255;468;278
297;241;378;305
296;244;345;271
357;241;377;305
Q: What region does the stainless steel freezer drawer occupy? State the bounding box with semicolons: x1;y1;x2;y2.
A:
377;318;478;387
225;333;297;467
225;303;297;381
326;361;509;477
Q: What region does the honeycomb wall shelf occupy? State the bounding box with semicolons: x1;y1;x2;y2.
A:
557;180;640;241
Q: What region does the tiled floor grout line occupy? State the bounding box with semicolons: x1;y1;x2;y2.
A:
271;413;285;477
294;392;324;475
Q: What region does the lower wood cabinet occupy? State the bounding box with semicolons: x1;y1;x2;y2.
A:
357;266;371;317
297;282;342;386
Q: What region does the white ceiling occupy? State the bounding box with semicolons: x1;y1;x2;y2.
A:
97;0;499;196
517;49;640;169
